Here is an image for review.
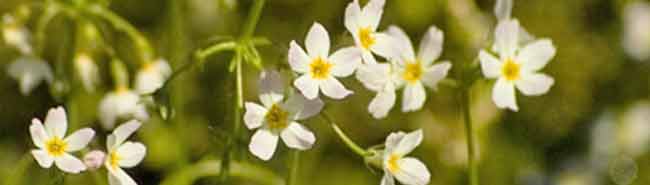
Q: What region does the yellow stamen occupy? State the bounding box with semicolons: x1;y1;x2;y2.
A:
501;58;521;81
109;151;121;169
358;27;375;50
265;104;289;131
402;61;423;83
309;57;333;79
45;137;67;157
387;154;401;173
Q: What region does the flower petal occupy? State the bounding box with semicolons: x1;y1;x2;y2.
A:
107;120;141;149
418;26;444;65
362;50;378;64
516;39;556;72
30;118;48;148
289;41;311;73
108;167;137;185
284;93;324;120
54;153;87;174
64;128;95;152
386;26;415;61
306;22;330;58
320;77;353;99
393;129;423;156
392;157;431;185
515;72;554;96
360;0;385;30
493;19;519;58
259;70;285;107
294;74;320;100
280;122;316;150
369;86;396;119
384;131;406;153
402;82;426;112
7;56;53;95
421;61;452;90
344;0;362;35
31;149;54;168
329;47;362;77
248;129;279;161
116;142;146;168
45;106;67;139
494;0;513;21
356;63;393;92
244;102;268;130
479;50;503;78
381;173;396;185
371;33;398;60
492;78;519;111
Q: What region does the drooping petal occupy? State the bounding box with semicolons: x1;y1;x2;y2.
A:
356;63;393;92
479;50;503;78
280;122;316;150
7;56;54;95
45;106;67;139
31;149;54;168
381;173;396;185
344;0;362;35
294;74;320;100
98;90;145;130
402;82;426;112
360;0;385;30
244;102;268;129
289;41;311;73
494;0;513;21
249;129;279;161
320;77;353;99
30;118;48;148
368;86;396;119
516;39;556;72
108;167;137;185
392;157;431;185
54;153;87;174
116;142;146;168
492;78;519;111
418;26;444;65
107;120;141;149
421;61;452;90
135;60;172;94
305;23;330;58
493;19;520;58
64;128;95;152
284;93;324;120
329;47;362;77
371;33;398;60
393;129;423;156
384;131;406;154
515;72;554;96
386;26;415;61
259;70;285;107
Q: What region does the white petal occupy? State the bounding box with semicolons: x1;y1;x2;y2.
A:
393;157;431;185
289;41;311;73
54;153;87;173
344;0;362;33
320;77;353;99
7;56;53;95
64;128;95;152
369;87;396;119
244;102;267;130
30;118;48;148
393;129;423;156
294;74;320;99
494;0;513;21
31;149;54;168
493;19;520;58
108;167;137;185
479;50;502;78
362;50;378;64
305;23;330;58
516;39;556;72
134;60;171;95
418;26;444;65
515;72;554;96
371;33;398;60
280;122;316;150
381;173;396;185
492;78;519;111
248;129;279;161
421;61;452;89
108;120;141;149
360;0;385;30
284;93;324;120
116;142;146;168
259;70;285;107
386;26;415;61
384;132;406;153
356;63;393;92
45;106;67;139
329;47;362;77
402;82;426;112
74;54;99;92
98;91;142;130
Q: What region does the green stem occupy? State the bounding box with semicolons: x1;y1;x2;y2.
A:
287;151;300;185
34;3;60;56
240;0;266;40
461;82;478;185
321;112;370;157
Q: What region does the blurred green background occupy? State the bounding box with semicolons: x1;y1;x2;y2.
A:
0;0;648;185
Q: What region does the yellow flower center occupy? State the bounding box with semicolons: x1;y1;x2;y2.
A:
501;58;521;81
45;137;67;157
141;62;155;72
309;57;332;79
358;27;375;50
265;104;289;131
402;61;423;83
109;151;121;169
387;154;401;173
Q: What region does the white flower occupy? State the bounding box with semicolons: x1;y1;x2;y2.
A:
2;14;32;54
479;19;556;111
29;106;95;174
99;88;149;129
83;150;106;170
134;59;172;94
623;2;650;61
244;70;324;160
618;101;650;157
493;0;534;45
289;22;361;100
344;0;395;64
7;56;53;95
104;120;146;185
356;26;451;118
381;130;430;185
74;53;100;92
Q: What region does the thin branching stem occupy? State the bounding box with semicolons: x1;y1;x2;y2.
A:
321;112;370;157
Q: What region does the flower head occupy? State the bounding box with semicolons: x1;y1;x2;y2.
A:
104;120;146;185
135;59;172;94
74;53;100;92
244;70;324;160
99;88;149;129
7;56;53;95
2;14;32;54
29;106;95;174
289;22;361;100
344;0;395;64
479;19;556;111
381;130;430;185
623;1;650;61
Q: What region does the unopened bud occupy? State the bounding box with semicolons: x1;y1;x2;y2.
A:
83;150;106;170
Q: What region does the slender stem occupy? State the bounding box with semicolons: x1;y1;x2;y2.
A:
241;0;266;40
461;84;478;185
287;151;300;185
321;112;370;157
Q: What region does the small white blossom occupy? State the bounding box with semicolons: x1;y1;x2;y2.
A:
135;59;172;94
29;106;95;174
289;22;361;100
2;14;32;54
7;56;53;95
74;53;100;92
479;19;556;111
244;70;324;160
381;130;431;185
623;2;650;61
493;0;534;45
344;0;395;64
99;88;149;129
83;150;106;170
105;120;146;185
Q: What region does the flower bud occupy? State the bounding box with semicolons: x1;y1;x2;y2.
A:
83;150;106;170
